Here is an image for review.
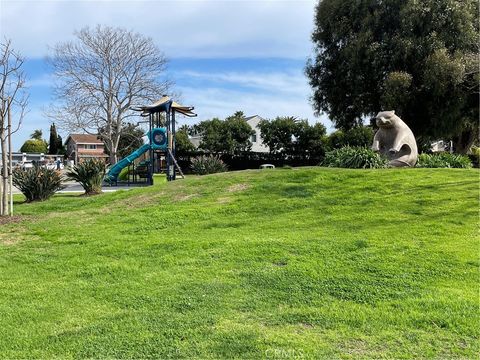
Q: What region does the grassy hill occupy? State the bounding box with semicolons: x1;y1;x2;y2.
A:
0;167;478;358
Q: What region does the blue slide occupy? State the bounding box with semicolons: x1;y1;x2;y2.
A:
105;128;168;183
105;143;151;183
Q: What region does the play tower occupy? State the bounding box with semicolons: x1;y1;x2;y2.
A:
105;96;196;184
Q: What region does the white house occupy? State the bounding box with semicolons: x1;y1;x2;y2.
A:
188;115;269;153
245;115;269;153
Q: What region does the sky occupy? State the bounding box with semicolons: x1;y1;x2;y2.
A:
0;0;330;151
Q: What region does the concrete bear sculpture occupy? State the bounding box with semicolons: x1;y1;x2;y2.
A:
372;110;418;167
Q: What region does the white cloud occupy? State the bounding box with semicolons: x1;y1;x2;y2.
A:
0;0;316;59
172;67;333;129
178;70;307;94
27;73;54;88
174;77;333;130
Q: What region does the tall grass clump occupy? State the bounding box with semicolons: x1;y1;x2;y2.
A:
67;158;106;195
13;165;65;202
322;146;388;169
191;155;227;175
417;153;472;168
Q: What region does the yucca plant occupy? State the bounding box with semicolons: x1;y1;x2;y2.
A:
191;155;227;175
322;146;388;169
13;165;65;202
66;158;106;195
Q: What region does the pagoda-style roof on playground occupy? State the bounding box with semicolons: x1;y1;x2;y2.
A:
132;96;197;117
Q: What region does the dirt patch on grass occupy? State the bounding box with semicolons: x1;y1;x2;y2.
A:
1;235;20;246
112;191;166;209
173;193;199;202
217;197;232;204
343;339;369;356
227;183;250;192
0;215;27;226
301;322;314;329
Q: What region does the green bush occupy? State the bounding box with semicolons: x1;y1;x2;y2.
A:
322;146;388;169
327;126;374;150
417;153;472;168
13;165;65;202
67;158;106;195
191;155;227;175
20;139;48;153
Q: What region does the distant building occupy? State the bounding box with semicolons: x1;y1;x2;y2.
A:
245;115;269;153
65;134;108;164
189;115;269;153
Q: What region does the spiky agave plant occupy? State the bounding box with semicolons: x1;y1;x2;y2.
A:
66;158;106;195
13;165;65;202
191;155;227;175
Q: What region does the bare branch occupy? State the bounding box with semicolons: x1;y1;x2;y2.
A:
47;26;173;163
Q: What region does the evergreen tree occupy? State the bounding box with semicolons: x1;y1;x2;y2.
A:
48;123;58;154
306;0;479;152
30;129;43;140
56;134;65;155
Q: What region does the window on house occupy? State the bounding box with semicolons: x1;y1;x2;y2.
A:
251;134;257;143
87;144;97;150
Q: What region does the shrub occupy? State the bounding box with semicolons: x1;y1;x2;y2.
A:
417;153;472;168
13;165;65;202
191;155;227;175
20;139;48;153
66;158;106;195
322;146;388;169
327;126;374;150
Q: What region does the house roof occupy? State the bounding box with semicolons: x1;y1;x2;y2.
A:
65;134;103;145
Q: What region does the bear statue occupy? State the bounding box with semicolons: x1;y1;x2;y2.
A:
372;110;418;167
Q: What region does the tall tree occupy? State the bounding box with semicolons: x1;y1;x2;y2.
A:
258;116;298;159
48;123;58;154
196;112;254;155
56;134;65;155
175;127;195;157
0;39;28;216
22;128;47;153
258;117;327;161
306;0;479;152
30;129;42;140
48;25;172;164
20;139;48;154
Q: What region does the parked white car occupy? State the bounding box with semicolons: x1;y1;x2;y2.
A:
19;161;34;169
46;162;64;170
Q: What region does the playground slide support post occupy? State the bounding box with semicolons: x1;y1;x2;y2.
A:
148;112;153;185
172;110;176;180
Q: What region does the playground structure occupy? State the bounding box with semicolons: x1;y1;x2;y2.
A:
105;96;196;184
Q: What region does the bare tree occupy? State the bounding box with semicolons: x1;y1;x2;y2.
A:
48;25;172;164
0;39;27;216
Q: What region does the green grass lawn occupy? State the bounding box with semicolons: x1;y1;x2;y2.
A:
0;167;478;358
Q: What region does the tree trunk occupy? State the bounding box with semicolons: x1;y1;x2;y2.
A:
106;138;116;165
1;133;8;215
452;128;476;154
109;151;116;165
0;162;2;216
